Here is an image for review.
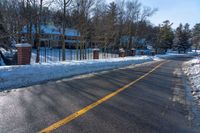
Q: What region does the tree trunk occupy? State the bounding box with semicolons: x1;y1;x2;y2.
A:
62;0;66;61
36;0;43;63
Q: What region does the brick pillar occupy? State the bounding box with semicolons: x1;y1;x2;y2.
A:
16;43;32;65
151;50;155;56
119;48;125;57
140;50;144;55
93;48;99;59
131;48;136;56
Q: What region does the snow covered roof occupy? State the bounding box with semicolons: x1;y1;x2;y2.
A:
15;43;32;47
119;48;125;52
21;25;80;37
93;48;100;51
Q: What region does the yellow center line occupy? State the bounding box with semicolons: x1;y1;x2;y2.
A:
38;61;167;133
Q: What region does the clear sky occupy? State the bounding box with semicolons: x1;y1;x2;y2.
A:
107;0;200;29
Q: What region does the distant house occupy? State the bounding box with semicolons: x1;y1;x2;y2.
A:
21;24;81;48
120;35;155;55
120;35;147;49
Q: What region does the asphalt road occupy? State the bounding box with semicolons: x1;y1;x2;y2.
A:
0;57;200;133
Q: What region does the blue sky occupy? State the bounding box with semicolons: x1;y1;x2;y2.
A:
107;0;200;29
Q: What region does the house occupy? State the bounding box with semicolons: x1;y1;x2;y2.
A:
120;35;154;55
21;24;81;48
120;35;147;49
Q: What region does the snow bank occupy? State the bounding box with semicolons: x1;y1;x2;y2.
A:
153;52;198;60
0;50;198;91
153;53;185;60
0;56;153;90
192;50;200;55
183;57;200;105
0;60;5;66
0;48;17;58
0;48;6;66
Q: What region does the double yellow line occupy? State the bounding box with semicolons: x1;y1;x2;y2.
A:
39;61;166;133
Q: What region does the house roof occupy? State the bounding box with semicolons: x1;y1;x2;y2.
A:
22;25;80;37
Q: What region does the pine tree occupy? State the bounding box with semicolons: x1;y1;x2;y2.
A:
192;23;200;51
106;2;118;44
173;23;191;53
159;20;174;52
101;1;119;53
0;11;8;47
173;24;183;52
182;23;192;52
0;11;5;34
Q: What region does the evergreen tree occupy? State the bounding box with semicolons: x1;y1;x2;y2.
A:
105;2;118;49
173;23;191;53
0;11;9;47
0;11;5;33
159;20;174;52
107;2;118;26
173;24;182;51
192;23;200;51
150;25;161;52
106;2;118;44
182;23;192;52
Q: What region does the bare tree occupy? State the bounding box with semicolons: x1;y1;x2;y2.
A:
71;0;95;59
0;0;158;61
125;0;141;53
116;0;125;48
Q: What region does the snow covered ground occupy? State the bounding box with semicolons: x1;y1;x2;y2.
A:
0;56;153;90
0;49;199;91
183;57;200;106
155;51;199;59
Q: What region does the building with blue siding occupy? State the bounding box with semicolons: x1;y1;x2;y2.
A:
21;24;81;48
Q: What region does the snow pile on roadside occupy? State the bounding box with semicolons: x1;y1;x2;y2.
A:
0;48;7;55
153;52;199;61
0;56;153;90
183;57;200;105
0;48;6;66
154;53;184;60
192;50;200;55
0;48;16;58
0;59;5;66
